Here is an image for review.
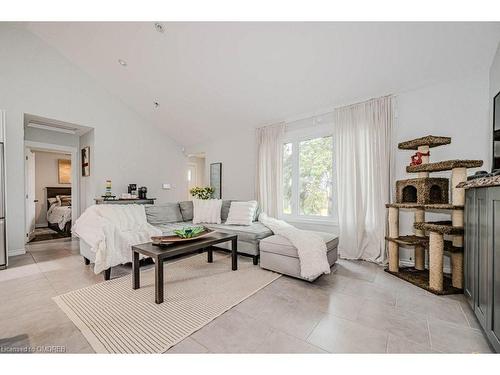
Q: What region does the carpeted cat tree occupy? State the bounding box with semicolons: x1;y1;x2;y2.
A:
385;135;482;295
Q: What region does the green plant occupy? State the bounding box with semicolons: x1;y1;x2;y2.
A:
173;226;205;238
189;186;214;200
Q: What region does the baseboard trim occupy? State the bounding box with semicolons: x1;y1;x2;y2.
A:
35;223;48;228
8;248;26;256
399;259;451;274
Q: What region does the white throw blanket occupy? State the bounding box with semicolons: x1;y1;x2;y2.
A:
73;205;161;274
258;213;331;280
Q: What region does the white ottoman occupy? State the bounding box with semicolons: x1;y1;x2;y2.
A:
259;231;338;281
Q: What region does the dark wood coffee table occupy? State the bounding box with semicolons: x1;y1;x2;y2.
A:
131;232;238;304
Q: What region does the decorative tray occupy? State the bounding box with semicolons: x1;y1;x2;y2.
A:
151;228;215;246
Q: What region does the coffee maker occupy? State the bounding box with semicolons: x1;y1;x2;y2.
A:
128;184;137;196
138;186;148;200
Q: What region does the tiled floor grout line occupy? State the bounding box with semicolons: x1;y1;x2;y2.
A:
234;304;315;344
458;303;480;330
304;316;323;342
426;316;433;350
188;336;211;353
30;248;68;296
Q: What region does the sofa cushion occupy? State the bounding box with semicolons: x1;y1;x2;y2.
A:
204;222;273;244
153;220;272;244
145;203;183;224
224;200;260;222
260;232;339;259
225;201;258;226
193;199;222;224
153;220;272;256
179;201;194;221
155;221;192;235
221;200;233;221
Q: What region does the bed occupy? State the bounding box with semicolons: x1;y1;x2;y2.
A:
46;187;72;234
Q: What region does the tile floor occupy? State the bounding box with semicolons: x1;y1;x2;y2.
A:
0;238;493;354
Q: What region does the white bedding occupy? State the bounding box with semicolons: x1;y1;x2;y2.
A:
73;204;162;274
47;203;72;230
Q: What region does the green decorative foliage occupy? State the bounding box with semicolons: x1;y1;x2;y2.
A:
189;186;215;200
173;226;205;238
282;136;333;217
298;136;333;216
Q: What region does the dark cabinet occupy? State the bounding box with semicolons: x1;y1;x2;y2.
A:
490;190;500;348
464;186;500;352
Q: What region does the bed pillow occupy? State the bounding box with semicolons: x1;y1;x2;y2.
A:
48;197;58;206
192;199;222;224
57;195;72;206
225;201;258;226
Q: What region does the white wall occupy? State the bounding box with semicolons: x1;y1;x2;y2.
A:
0;24;187;255
79;129;95;212
25;126;79;148
32;151;71;226
394;71;490;266
187;128;256;201
490;43;500;139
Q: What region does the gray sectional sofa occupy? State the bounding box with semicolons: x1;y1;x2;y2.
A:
145;200;272;265
80;200;338;281
145;200;338;280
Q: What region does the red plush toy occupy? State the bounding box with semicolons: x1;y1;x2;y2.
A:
410;151;430;166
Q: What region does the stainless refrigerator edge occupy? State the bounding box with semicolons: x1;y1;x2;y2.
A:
0;142;5;268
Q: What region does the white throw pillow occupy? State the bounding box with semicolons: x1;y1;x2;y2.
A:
192;199;222;224
225;201;258;226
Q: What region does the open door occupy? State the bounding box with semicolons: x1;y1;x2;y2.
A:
187;163;197;200
25;149;36;242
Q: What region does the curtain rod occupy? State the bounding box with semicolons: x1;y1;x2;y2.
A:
258;94;393;130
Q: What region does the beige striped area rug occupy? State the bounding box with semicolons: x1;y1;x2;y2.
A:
53;253;280;353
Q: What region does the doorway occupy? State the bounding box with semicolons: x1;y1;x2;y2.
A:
23;113;93;245
25;145;75;243
187;153;206;199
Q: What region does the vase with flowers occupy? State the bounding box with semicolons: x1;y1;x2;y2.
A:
189;186;215;200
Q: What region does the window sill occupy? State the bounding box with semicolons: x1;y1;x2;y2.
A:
280;215;338;226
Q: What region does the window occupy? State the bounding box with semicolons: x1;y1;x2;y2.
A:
283;143;293;214
282;134;335;221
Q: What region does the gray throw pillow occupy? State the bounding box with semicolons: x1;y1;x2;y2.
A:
253;202;261;221
179;200;194;221
145;203;183;225
221;200;233;221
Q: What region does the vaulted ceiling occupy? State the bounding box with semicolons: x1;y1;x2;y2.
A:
25;22;500;146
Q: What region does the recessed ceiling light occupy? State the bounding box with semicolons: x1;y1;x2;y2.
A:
154;22;165;33
153;101;160;109
118;59;127;67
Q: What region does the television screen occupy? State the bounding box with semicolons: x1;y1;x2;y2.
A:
494;92;500;170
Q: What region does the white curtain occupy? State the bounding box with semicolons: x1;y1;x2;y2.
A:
256;123;285;217
334;96;393;263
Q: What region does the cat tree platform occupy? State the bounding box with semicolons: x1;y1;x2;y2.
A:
386;134;482;295
385;235;463;253
413;221;464;235
386;203;464;210
406;159;483;173
398;135;451;150
384;268;462;295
